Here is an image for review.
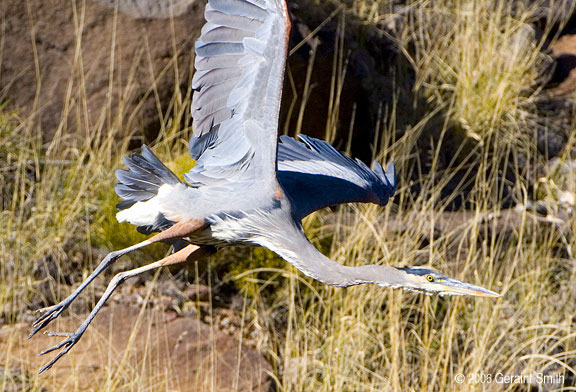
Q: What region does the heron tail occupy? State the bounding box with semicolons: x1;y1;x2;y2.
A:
114;145;181;211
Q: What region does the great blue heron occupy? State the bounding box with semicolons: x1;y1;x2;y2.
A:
30;0;499;373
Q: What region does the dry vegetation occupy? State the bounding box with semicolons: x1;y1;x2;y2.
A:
1;0;576;391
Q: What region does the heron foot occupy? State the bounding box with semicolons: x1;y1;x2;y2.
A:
29;301;70;339
38;328;85;374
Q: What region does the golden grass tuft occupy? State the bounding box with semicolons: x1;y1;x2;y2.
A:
400;0;550;144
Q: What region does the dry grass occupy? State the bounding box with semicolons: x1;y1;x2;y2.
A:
1;0;576;391
401;1;547;140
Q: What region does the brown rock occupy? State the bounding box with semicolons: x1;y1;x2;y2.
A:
1;0;400;164
0;0;204;142
92;0;198;19
549;34;576;96
183;283;211;301
1;304;271;391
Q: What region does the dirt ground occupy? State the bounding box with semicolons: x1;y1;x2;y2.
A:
2;303;271;391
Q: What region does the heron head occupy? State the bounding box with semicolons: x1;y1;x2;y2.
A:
379;267;500;297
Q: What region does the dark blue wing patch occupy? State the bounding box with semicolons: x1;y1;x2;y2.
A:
277;135;397;220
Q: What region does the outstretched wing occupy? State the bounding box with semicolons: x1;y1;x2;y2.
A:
185;0;290;190
277;135;397;220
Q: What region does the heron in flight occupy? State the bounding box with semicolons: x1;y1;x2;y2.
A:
30;0;499;373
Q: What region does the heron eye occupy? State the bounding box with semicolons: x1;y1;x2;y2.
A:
426;275;434;282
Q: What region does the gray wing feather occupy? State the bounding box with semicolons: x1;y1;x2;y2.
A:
194;95;230;119
194;54;245;71
115;146;182;208
204;11;262;32
210;0;268;20
195;42;245;57
187;0;290;191
194;107;232;136
114;184;156;202
192;67;244;90
200;26;254;42
277;135;397;220
192;80;237;108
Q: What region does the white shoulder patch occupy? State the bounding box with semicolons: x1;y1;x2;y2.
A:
116;184;180;227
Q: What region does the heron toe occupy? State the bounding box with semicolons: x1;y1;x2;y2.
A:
29;303;68;339
38;329;84;374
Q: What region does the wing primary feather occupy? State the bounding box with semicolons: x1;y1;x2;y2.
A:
276;135;397;220
195;54;244;70
201;25;255;42
210;0;268;20
139;146;181;185
192;80;239;109
187;0;291;189
205;9;263;32
384;162;397;188
114;184;156;201
196;41;245;57
193;107;232;135
189;128;220;160
192;67;243;90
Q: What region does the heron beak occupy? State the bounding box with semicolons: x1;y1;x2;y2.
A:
439;278;500;298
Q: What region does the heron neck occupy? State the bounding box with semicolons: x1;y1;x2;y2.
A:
255;217;402;287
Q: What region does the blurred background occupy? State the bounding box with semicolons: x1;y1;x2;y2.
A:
1;0;575;390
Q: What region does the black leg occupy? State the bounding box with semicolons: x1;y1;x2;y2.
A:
37;244;212;374
30;219;206;339
29;239;155;339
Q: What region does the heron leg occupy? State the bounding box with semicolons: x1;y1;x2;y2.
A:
29;218;206;338
37;244;214;374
